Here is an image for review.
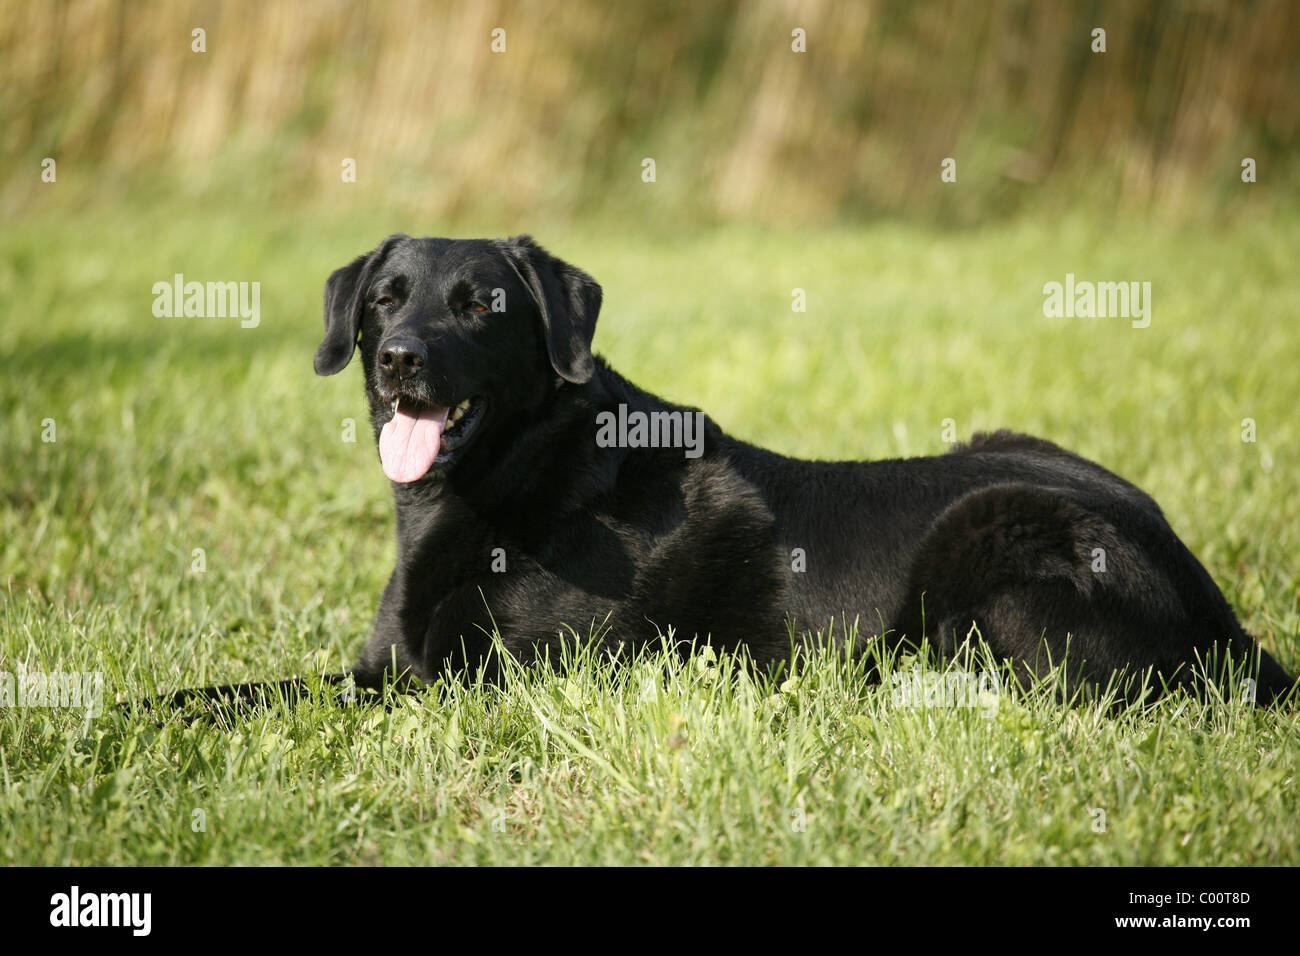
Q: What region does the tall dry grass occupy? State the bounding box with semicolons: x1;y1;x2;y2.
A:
3;0;1297;223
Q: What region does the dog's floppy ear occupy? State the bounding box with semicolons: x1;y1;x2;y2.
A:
499;234;602;385
315;234;407;376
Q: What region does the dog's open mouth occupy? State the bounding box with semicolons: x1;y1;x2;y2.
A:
379;396;484;482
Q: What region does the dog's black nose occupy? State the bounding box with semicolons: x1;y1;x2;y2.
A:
378;339;427;381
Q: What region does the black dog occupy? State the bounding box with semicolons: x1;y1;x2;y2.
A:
165;234;1294;712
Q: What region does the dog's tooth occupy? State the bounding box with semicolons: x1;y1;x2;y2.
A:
457;399;471;410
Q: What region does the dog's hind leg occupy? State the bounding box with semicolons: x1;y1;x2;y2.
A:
892;483;1296;706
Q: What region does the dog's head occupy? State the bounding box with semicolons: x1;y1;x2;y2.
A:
315;235;602;483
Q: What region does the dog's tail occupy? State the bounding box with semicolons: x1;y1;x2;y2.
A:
120;669;417;719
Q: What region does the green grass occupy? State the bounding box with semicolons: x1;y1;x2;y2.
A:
2;205;1298;865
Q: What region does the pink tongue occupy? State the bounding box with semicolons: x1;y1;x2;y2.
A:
379;403;450;482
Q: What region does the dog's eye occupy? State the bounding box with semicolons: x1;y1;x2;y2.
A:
468;302;487;313
374;296;395;308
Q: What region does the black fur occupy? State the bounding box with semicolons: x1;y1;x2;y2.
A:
161;235;1296;713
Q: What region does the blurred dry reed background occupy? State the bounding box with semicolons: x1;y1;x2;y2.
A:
2;0;1298;224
